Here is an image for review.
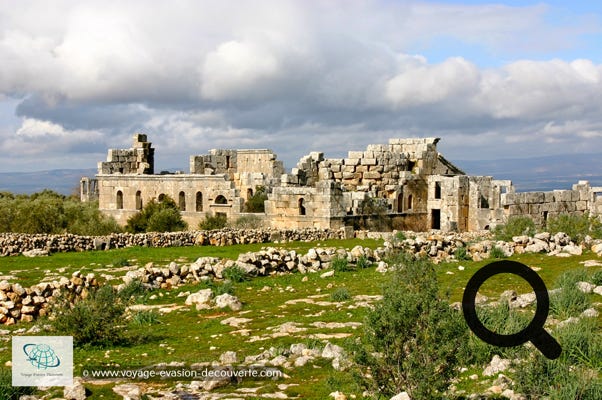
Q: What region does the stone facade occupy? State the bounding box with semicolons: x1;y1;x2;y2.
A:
82;134;601;232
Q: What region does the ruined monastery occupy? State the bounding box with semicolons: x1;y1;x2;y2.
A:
81;134;602;232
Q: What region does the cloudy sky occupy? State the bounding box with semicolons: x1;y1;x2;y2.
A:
1;0;601;173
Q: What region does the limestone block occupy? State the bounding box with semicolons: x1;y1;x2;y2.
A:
363;171;381;180
344;158;360;166
369;165;384;173
361;158;377;166
363;151;374;158
348;151;363;158
333;172;343;179
343;165;356;173
342;172;355;179
356;165;368;173
576;201;587;210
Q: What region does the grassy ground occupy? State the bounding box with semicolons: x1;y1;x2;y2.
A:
1;239;600;399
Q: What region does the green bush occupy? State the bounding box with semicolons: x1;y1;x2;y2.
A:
233;215;263;229
198;213;228;230
0;190;120;234
395;231;407;241
513;318;602;399
131;310;161;326
51;285;127;347
243;186;268;213
351;253;468;399
0;368;35;399
356;255;372;269
550;270;591;320
331;257;352;272
591;270;602;286
126;195;187;233
453;246;470;261
493;216;536;241
547;212;602;242
222;265;249;282
330;287;351;302
489;246;506;259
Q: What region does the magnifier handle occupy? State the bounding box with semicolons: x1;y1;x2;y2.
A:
530;329;562;360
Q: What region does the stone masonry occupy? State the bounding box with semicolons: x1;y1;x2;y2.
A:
82;135;602;232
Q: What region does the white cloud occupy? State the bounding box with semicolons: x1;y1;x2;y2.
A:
0;0;602;172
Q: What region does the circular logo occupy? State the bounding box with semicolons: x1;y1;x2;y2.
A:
23;343;61;369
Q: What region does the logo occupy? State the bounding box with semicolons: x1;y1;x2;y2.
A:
23;343;61;369
12;336;73;386
462;260;562;359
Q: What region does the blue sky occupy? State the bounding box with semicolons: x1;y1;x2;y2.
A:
1;0;602;173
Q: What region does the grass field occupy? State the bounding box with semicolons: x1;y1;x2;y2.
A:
1;238;600;399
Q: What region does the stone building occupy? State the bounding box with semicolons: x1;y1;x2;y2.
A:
82;134;602;232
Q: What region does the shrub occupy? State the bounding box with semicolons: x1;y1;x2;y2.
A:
233;215;263;229
356;255;372;269
591;270;602;286
222;265;249;282
513;318;602;399
243;186;268;213
351;253;468;399
550;270;591;320
331;257;352;272
493;216;536;241
0;368;35;399
118;279;150;303
453;246;470;261
0;191;121;234
126;195;187;233
395;231;407;241
198;213;227;230
489;246;506;259
130;310;161;326
547;212;602;242
330;287;351;302
51;285;127;347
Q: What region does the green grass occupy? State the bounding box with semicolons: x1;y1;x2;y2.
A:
0;238;600;399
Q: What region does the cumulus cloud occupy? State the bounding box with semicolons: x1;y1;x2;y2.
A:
0;0;601;172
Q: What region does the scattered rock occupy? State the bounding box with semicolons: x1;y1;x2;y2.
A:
390;392;411;400
581;308;599;318
576;281;595;294
483;355;511;377
320;270;335;278
64;379;86;400
112;383;141;400
214;293;243;311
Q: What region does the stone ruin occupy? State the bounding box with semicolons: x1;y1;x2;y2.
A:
81;134;602;232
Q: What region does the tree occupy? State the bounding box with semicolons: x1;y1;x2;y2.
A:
352;253;468;399
126;195;187;233
243;186;268;213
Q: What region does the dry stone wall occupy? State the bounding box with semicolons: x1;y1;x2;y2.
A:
0;229;344;257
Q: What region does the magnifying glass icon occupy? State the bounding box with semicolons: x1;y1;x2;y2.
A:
462;260;562;360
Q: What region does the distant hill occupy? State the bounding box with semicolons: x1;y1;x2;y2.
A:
0;169;97;195
0;153;600;195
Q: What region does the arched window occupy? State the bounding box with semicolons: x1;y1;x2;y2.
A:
158;193;166;202
247;188;253;199
407;194;413;210
298;198;306;215
397;193;403;213
215;195;227;204
196;192;203;212
179;191;186;211
116;190;123;210
135;190;142;210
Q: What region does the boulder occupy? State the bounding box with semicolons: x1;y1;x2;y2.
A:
214;293;242;311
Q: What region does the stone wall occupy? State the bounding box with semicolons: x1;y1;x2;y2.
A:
501;181;601;227
98;134;154;175
0;229;345;257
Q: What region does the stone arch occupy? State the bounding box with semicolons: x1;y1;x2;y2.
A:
407;194;413;210
196;192;203;212
397;192;403;213
179;191;186;211
135;190;142;210
116;190;123;210
215;195;227;205
158;193;166;202
298;198;306;216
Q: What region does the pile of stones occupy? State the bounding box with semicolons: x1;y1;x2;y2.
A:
0;228;344;257
391;231;602;262
0;272;98;325
123;245;385;289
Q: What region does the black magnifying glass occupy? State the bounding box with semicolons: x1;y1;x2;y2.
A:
462;260;562;360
